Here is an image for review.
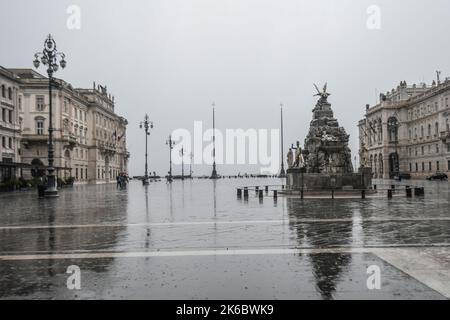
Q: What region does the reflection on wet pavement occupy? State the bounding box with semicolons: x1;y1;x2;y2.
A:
0;178;449;299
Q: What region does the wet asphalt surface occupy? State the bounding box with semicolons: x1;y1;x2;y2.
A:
0;178;449;299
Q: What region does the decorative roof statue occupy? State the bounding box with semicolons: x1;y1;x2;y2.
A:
314;83;331;104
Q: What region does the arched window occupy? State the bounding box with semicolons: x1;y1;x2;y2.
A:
435;122;439;136
377;119;382;142
8;87;12;100
387;117;399;142
374;155;378;178
379;153;383;176
63;119;69;134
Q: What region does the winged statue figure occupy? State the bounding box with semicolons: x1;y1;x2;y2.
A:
313;83;331;102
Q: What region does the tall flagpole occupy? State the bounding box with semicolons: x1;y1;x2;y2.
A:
210;102;218;179
278;103;286;177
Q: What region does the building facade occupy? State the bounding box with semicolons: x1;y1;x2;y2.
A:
0;67;21;182
359;78;450;179
0;66;129;184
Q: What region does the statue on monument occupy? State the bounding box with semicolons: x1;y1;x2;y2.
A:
294;141;305;168
287;147;294;169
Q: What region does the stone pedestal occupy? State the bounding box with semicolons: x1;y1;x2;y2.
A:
286;167;372;190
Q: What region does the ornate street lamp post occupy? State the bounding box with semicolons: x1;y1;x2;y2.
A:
33;34;67;197
166;135;175;182
189;152;193;179
139;114;153;185
387;116;400;178
180;146;185;180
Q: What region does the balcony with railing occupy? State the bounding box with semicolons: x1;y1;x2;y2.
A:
0;121;20;131
98;141;117;155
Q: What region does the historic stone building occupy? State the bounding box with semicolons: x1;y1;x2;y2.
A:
2;67;129;184
76;84;128;183
0;67;22;182
359;77;450;179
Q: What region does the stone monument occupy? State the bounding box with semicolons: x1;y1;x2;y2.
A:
303;83;353;174
286;84;372;191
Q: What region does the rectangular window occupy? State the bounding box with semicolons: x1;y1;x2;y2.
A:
422;162;425;171
36;120;44;135
409;163;412;172
36;96;45;111
76;168;79;180
8;110;12;123
415;163;418;172
1;108;5;122
437;161;440;171
8;137;12;149
448;160;450;171
429;162;432;171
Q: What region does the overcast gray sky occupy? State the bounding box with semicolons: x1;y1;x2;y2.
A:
1;0;450;176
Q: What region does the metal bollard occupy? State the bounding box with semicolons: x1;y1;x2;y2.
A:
414;187;424;196
387;189;393;199
406;187;412;198
361;189;366;199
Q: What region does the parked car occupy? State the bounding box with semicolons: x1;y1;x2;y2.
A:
426;172;448;181
394;172;411;180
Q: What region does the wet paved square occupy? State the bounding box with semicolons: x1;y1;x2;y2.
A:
0;178;449;299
